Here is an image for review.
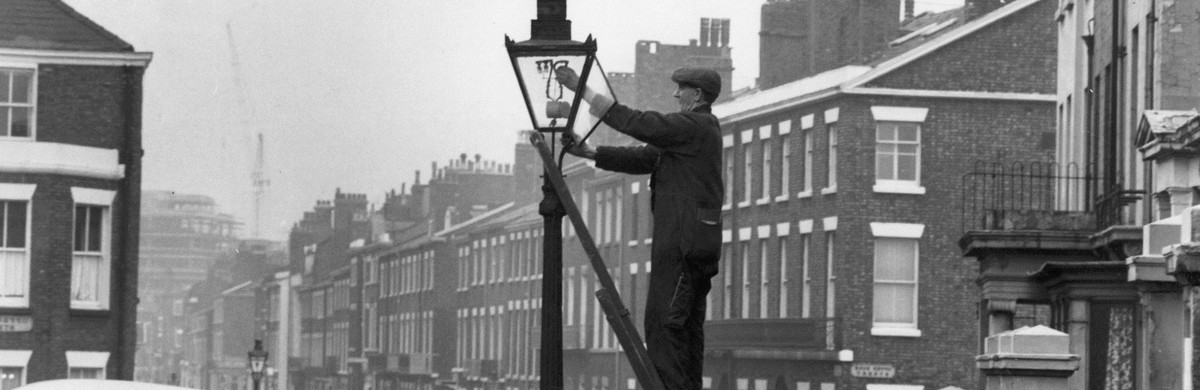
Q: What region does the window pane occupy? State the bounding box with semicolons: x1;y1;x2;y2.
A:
898;124;919;142
5;202;25;249
10;107;29;137
876;124;896;141
69;367;103;379
74;206;88;251
874;238;915;280
88;207;103;252
0;108;8;137
0;367;23;389
11;72;30;103
0;250;27;298
0;71;9;102
873;283;915;323
898;144;918;154
876;150;894;180
71;254;100;302
898;155;918;181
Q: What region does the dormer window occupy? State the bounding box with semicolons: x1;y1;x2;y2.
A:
0;68;34;138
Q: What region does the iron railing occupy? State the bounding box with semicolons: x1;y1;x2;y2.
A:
961;161;1097;233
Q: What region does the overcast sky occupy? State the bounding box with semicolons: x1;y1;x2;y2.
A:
63;0;962;241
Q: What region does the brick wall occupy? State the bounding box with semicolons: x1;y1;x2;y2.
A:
864;0;1057;94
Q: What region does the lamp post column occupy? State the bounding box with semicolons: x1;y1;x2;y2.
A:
530;0;569;389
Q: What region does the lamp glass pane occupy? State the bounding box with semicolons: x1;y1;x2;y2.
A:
569;60;617;136
513;54;587;130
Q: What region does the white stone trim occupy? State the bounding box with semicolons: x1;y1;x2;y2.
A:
848;87;1056;102
797;190;813;199
824;108;840;124
631;181;640;194
740;130;754;144
66;351;110;369
778;120;792;135
0;349;32;367
629;263;638;274
871;327;923;338
873;182;926;195
776;223;790;236
837;349;854;362
0;142;124;180
870;106;929;123
738;227;752;241
71;188;116;206
757;225;771;239
644;261;651;273
869;222;925;238
755;198;770;206
722;135;733;148
722;230;732;243
0;48;152;67
822;217;838;231
758;125;772;140
627;240;638;247
798;220;813;234
0;183;36;200
800;114;814;130
820;186;837;195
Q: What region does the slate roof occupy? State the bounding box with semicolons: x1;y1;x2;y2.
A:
0;0;133;51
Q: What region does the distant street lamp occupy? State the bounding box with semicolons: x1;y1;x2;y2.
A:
247;339;269;390
504;1;614;390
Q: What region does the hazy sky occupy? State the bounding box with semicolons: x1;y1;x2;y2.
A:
63;0;961;241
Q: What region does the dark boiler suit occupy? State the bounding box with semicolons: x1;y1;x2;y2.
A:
593;103;723;390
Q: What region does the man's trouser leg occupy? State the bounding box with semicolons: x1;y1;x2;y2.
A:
645;256;711;390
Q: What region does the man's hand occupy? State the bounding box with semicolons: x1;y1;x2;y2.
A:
555;67;580;92
561;130;596;159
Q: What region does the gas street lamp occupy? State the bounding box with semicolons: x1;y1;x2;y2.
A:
247;339;269;390
505;2;615;390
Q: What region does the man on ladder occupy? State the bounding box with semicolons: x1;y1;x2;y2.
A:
555;66;724;390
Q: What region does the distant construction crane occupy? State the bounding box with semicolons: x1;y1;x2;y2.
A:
227;22;269;238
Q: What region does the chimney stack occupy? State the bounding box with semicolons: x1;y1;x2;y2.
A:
904;0;915;20
700;18;711;47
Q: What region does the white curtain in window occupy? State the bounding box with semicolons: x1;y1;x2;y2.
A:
873;238;917;324
71;253;101;303
0;251;26;299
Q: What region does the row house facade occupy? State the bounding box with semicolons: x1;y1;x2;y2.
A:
963;0;1200;389
0;0;150;387
710;0;1058;389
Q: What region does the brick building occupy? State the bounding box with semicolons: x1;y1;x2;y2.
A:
0;0;151;387
710;0;1057;388
962;0;1200;388
135;191;240;385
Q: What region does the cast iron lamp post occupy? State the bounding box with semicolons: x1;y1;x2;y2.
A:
505;1;613;390
247;339;269;390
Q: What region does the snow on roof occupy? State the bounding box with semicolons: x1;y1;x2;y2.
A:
713;66;871;122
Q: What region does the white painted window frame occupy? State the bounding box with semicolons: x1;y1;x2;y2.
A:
0;184;34;308
0;64;38;140
0;349;32;387
869;222;924;338
70;188;114;310
799;116;814;198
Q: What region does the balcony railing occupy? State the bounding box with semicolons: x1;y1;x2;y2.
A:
961;162;1098;233
704;317;840;351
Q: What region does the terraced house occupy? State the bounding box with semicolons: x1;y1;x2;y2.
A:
0;0;150;386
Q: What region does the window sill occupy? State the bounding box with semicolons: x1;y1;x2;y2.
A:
774;194;789;202
797;190;813;199
755;198;771;206
820;187;837;195
871;326;921;337
627;240;638;247
722;204;731;211
643;238;652;245
736;201;751;209
873;183;926;195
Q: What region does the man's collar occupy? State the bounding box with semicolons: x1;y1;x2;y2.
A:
689;103;712;114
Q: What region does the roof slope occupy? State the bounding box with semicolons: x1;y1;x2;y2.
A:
0;0;133;51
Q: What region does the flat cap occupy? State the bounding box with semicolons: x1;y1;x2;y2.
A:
671;67;721;101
